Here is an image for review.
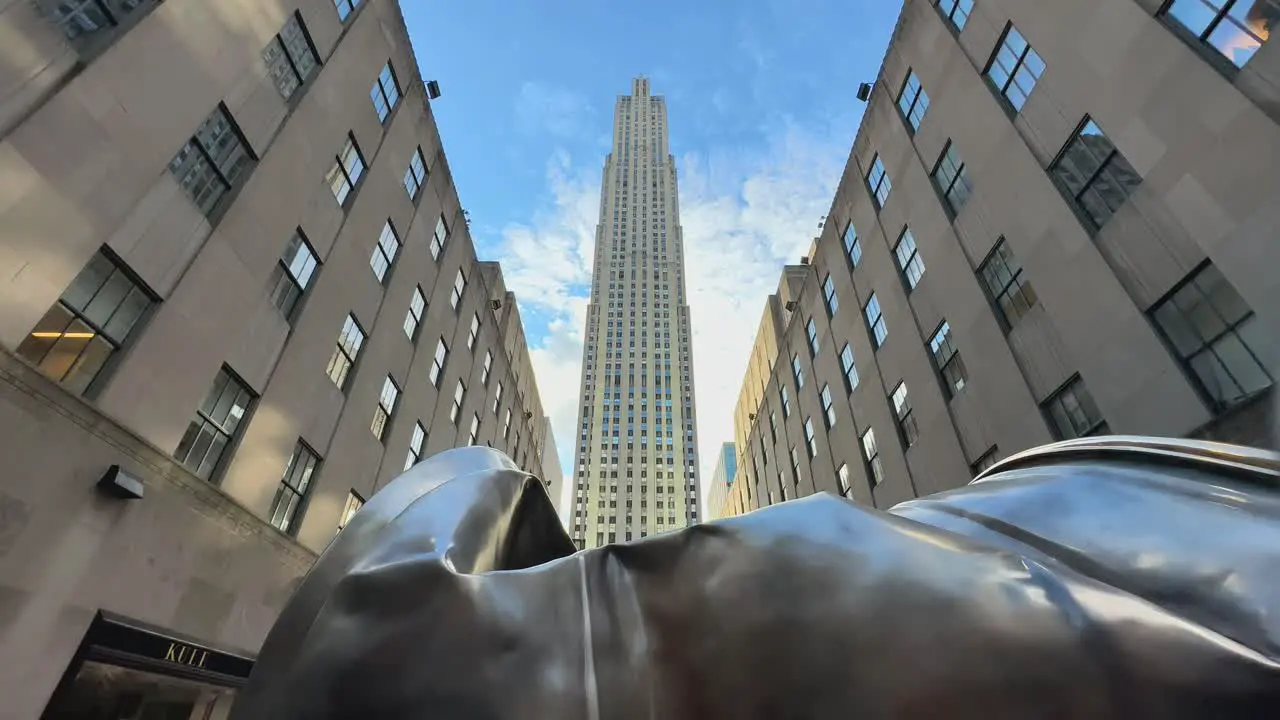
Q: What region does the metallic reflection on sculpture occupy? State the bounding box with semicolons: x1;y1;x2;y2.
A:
231;438;1280;719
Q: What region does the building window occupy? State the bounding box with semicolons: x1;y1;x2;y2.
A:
984;23;1045;112
792;353;805;388
769;411;778;442
861;427;885;486
337;491;364;530
175;366;253;481
971;446;999;476
451;380;466;425
369;220;401;283
866;154;892;208
405;422;425;470
371;375;399;441
17;249;153;395
404;286;426;339
805;318;820;357
837;463;852;498
979;239;1037;329
894;228;926;291
929;321;968;397
896;69;930;132
493;381;505;414
334;0;361;22
326;134;366;206
370;62;401;122
1050;118;1142;231
931;141;973;216
45;0;158;47
450;269;467;310
269;230;318;321
429;337;449;386
168;105;255;218
1162;0;1274;68
780;384;791;418
803;418;818;458
468;413;481;445
820;384;837;428
839;344;860;393
263;12;319;101
891;382;919;448
821;275;839;317
326;314;365;390
268;440;320;534
1151;263;1273;411
843;222;863;268
430;215;449;260
864;294;888;348
404;147;428;198
481;350;493;386
503;408;512;438
934;0;973;31
467;313;480;350
1043;376;1109;439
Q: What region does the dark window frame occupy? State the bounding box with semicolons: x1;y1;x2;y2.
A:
1149;260;1274;413
820;383;837;428
843;221;863;269
168;104;257;222
369;220;401;284
1048;116;1143;233
174;365;256;483
971;445;999;476
866;154;893;209
861;427;885;487
269;228;320;323
326;133;367;208
334;0;362;22
930;140;973;217
404;146;428;199
896;68;931;133
430;215;450;260
929;320;969;399
404;285;426;340
326;313;365;391
933;0;974;32
978;238;1038;331
893;227;926;291
839;343;860;394
263;11;321;103
822;274;839;317
865;293;888;349
268;439;321;535
981;22;1046;114
370;60;402;123
16;246;157;397
44;0;162;61
1157;0;1273;74
890;381;920;448
805;318;820;357
405;421;426;470
1041;374;1109;440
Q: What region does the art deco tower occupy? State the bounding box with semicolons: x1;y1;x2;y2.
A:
570;78;701;548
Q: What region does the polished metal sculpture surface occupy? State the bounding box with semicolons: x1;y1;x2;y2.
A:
231;437;1280;719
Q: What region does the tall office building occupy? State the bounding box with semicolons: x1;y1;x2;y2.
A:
0;0;549;716
723;0;1278;519
706;442;737;520
569;78;701;549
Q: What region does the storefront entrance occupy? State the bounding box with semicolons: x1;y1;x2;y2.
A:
40;613;254;720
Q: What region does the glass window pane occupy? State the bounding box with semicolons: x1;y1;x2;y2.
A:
1207;13;1263;66
281;17;317;80
1168;0;1220;35
196;430;228;479
81;270;131;329
40;318;97;384
101;286;150;343
17;304;76;369
1190;349;1237;404
264;39;299;99
1212;332;1271;398
62;252;115;312
1193;264;1250;323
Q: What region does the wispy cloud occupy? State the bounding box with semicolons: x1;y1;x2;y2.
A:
496;119;855;512
514;82;595;139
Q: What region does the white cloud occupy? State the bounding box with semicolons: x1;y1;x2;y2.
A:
494;120;855;516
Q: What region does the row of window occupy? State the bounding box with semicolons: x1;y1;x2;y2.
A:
747;0;1275;503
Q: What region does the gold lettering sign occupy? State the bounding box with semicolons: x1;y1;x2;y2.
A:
164;641;209;668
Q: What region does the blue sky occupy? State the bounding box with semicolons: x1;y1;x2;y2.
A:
401;0;902;507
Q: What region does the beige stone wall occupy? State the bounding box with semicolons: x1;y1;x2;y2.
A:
0;0;550;712
726;0;1279;516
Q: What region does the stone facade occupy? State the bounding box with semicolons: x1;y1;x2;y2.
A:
0;0;547;715
725;0;1278;518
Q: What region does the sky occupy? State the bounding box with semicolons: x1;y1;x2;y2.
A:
400;0;903;509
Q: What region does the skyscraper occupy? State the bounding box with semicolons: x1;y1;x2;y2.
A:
570;78;701;549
